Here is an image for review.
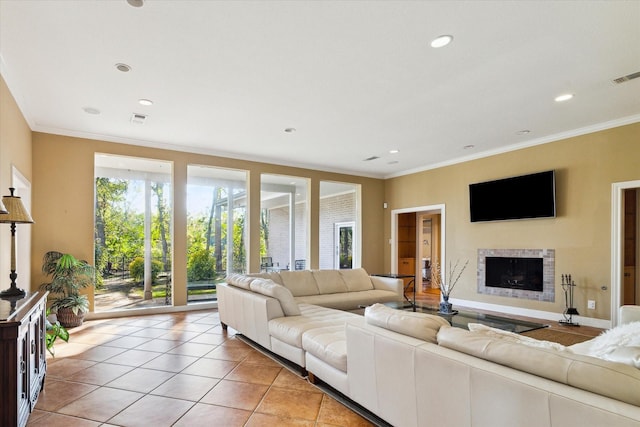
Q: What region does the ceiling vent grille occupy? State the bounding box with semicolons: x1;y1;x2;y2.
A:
612;71;640;84
363;156;380;161
131;113;147;125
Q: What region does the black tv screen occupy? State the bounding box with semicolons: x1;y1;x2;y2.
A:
469;170;556;222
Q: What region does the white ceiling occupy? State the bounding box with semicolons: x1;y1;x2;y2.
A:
1;0;639;179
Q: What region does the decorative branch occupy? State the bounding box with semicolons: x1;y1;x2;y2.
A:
433;259;469;297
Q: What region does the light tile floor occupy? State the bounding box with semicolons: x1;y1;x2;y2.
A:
29;310;374;427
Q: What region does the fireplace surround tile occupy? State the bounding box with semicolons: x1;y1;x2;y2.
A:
477;249;555;302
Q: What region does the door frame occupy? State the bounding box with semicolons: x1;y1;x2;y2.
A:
12;166;32;292
391;204;445;277
611;180;640;326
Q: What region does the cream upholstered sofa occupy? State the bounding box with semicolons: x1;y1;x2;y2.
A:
217;268;402;371
620;304;640;325
245;268;404;310
346;306;640;427
219;273;640;427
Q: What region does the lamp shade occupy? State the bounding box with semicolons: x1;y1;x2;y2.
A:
0;188;34;224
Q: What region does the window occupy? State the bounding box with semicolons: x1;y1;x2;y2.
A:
260;174;309;271
187;165;247;302
319;181;360;269
94;154;172;312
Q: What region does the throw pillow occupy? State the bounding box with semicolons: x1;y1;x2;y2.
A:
467;323;568;352
340;268;374;292
225;274;255;290
249;278;301;316
584;321;640;367
365;303;450;343
600;346;640;368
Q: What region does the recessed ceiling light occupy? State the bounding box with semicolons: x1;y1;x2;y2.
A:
284;128;296;133
431;35;453;48
389;149;399;154
554;93;574;102
83;107;101;115
126;0;145;7
463;144;475;150
516;130;531;135
138;99;153;106
115;63;132;72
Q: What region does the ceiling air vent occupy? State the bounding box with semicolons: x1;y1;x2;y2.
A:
131;113;147;125
612;71;640;84
363;156;380;161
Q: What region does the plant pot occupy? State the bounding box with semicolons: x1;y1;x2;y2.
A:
55;307;86;328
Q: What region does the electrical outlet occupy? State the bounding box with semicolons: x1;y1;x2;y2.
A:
587;300;596;309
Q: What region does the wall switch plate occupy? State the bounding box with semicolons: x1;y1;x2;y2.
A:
587;300;596;309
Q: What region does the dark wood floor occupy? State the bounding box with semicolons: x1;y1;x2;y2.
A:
412;287;603;338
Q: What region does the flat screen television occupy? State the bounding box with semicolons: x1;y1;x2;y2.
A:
469;170;556;222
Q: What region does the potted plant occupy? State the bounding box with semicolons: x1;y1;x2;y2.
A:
45;309;69;356
40;251;95;328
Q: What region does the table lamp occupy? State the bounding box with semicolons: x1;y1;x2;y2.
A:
0;188;34;298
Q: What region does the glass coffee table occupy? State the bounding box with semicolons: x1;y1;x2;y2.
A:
383;301;546;333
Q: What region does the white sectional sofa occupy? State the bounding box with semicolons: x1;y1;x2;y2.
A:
218;271;640;426
247;268;404;310
218;268;402;372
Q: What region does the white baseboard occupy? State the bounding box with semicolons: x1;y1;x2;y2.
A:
451;298;611;330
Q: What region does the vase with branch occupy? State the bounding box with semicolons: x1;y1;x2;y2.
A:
432;259;469;314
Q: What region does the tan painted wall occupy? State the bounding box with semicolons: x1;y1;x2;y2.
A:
6;73;639;320
31;132;385;308
384;122;640;320
0;75;32;293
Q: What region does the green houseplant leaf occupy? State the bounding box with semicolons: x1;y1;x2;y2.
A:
45;309;69;357
40;251;95;327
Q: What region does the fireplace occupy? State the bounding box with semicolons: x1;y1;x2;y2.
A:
485;257;543;292
478;249;554;302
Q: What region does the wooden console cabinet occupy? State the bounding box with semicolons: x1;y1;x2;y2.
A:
0;291;48;427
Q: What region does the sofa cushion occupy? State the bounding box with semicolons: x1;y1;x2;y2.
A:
249;278;301;316
365;303;450;343
302;325;347;372
467;323;568;352
269;304;358;347
437;326;640;407
295;289;400;311
248;272;284;285
312;270;348;294
339;268;374;292
225;274;255;290
279;270;320;296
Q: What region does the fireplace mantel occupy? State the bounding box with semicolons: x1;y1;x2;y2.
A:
477;249;555;302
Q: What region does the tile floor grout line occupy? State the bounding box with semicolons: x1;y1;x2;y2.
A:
36;311;373;426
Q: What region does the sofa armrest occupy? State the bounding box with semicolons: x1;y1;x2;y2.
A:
370;276;403;299
217;282;285;349
620;305;640;324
